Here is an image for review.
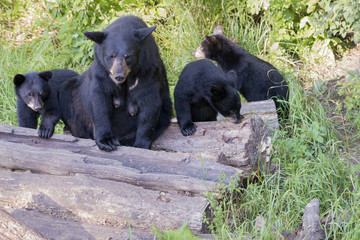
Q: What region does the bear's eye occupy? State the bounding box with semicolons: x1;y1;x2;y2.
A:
39;92;44;96
28;92;34;97
110;53;117;59
124;55;131;63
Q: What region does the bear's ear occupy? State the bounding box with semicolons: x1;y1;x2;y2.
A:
226;70;237;86
84;31;107;44
38;71;52;82
13;74;26;86
205;35;220;50
134;26;156;42
210;84;226;100
214;25;224;35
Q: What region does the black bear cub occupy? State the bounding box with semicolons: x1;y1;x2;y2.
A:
14;69;79;138
174;59;242;136
193;28;289;118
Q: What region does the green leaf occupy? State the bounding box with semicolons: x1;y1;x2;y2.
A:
354;32;360;43
151;222;205;240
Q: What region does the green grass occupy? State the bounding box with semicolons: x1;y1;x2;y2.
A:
0;38;57;126
1;1;360;239
0;37;81;131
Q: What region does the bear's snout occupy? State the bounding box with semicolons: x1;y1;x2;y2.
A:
28;98;43;112
109;58;131;85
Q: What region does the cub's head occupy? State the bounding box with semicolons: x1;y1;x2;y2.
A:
84;26;156;86
13;71;52;112
193;34;222;60
210;70;243;123
193;26;238;60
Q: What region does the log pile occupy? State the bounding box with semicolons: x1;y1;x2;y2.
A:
0;100;278;239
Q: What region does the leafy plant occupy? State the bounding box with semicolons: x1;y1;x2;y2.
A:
152;222;205;240
338;67;360;135
45;0;168;66
339;68;360;111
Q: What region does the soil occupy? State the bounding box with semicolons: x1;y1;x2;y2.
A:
309;44;360;169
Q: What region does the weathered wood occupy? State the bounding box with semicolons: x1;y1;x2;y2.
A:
0;100;278;238
8;208;214;240
282;199;326;240
9;208;153;240
0;114;271;195
0;168;207;233
0;207;47;240
239;99;279;134
153;114;269;168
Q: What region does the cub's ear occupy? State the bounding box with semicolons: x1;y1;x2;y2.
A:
205;35;219;46
84;31;107;44
134;26;156;42
214;25;224;35
226;70;237;87
13;74;26;86
38;71;52;82
210;84;226;100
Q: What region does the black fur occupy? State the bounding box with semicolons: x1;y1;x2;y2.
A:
174;59;242;136
64;15;172;150
194;33;289;117
14;69;79;138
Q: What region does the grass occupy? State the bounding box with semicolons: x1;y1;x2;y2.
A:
1;1;360;239
0;38;58;126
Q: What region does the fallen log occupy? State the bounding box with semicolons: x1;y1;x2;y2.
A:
0;114;272;194
0;100;278;238
0;207;47;240
0;168;207;233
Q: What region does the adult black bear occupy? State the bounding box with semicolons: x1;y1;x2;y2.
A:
13;69;79;138
174;59;242;136
64;15;172;151
193;29;289;117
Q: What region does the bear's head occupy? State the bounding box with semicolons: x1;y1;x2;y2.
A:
84;26;156;86
193;27;238;60
210;70;243;123
13;71;52;112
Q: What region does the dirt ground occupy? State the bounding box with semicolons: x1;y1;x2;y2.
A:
316;44;360;167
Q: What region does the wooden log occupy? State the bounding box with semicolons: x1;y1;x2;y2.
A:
0;207;47;240
153;114;269;168
8;208;214;240
0;100;278;236
0;168;207;233
0;114;272;195
239;99;279;135
9;208;153;240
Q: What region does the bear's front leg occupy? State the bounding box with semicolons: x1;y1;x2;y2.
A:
37;99;62;138
91;89;120;152
38;114;58;139
174;97;197;136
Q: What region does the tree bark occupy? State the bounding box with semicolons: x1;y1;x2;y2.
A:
0;207;47;240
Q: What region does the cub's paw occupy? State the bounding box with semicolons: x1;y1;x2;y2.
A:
38;127;54;139
181;123;197;136
96;136;120;152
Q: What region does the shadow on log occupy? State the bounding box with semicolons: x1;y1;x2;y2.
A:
0;100;278;239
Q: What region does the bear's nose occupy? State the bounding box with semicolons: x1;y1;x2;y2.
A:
33;106;42;112
115;76;125;83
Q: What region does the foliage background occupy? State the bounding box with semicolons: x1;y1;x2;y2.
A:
1;0;360;239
